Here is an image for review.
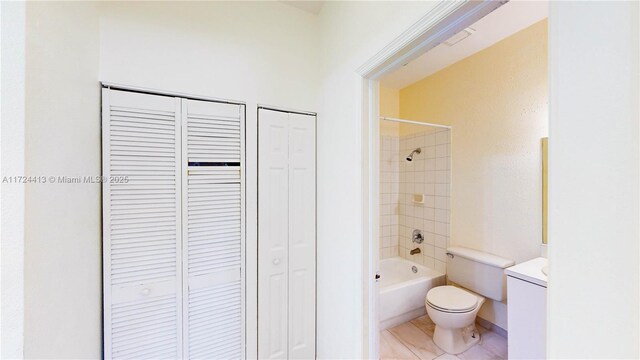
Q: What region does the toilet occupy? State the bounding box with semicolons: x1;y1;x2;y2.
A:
425;246;514;354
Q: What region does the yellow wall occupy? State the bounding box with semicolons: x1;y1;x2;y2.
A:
379;85;399;136
399;19;548;329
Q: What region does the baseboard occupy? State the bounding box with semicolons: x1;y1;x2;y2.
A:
476;316;508;338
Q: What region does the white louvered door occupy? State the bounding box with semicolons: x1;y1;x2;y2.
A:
181;99;245;359
102;89;183;359
103;89;245;360
258;108;316;360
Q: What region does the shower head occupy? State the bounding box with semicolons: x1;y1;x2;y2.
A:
406;148;421;161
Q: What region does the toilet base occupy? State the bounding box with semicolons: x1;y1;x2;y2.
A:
432;323;481;355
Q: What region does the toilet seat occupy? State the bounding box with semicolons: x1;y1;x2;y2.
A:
426;286;479;313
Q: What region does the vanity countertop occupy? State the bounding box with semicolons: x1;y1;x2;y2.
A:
505;257;548;287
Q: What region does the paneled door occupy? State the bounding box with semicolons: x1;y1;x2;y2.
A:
258;108;316;360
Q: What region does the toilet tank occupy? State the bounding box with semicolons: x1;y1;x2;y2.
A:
446;246;515;302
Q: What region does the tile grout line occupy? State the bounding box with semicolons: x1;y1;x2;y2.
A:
386;329;422;360
389;322;444;360
476;335;504;360
386;319;506;360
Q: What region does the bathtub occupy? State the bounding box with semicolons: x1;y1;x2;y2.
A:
379;257;445;330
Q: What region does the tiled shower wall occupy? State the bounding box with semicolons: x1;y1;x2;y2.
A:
380;135;399;259
398;129;451;274
379;129;451;273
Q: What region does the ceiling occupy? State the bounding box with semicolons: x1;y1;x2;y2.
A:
380;0;548;90
281;1;325;15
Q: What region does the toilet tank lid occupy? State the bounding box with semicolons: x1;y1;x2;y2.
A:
446;246;515;269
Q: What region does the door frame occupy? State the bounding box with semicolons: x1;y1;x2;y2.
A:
354;1;509;357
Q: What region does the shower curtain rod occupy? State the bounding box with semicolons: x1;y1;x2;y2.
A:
379;117;452;129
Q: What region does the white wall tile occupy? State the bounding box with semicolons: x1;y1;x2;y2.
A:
423;244;435;257
425;134;436;147
434;221;449;236
424;232;435;246
424;257;435;269
435;157;448;170
435;184;448;196
434;234;447;249
391;129;451;272
425;146;436;159
435;209;449;223
434;196;448;210
435;144;447;158
434;247;447;261
436;131;450;145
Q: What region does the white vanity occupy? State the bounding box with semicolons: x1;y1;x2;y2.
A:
505;257;548;359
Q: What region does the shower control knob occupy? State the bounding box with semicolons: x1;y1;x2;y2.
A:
273;258;280;265
412;229;424;244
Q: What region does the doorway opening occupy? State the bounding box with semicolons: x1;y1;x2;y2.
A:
359;1;549;358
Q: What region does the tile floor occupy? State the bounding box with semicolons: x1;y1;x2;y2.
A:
380;315;507;360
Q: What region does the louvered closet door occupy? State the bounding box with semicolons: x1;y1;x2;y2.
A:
182;99;245;359
102;89;182;359
258;109;316;360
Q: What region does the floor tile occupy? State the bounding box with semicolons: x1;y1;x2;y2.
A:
389;322;444;360
434;353;460;360
380;330;420;360
382;317;507;360
457;344;502;360
479;331;507;359
410;314;436;337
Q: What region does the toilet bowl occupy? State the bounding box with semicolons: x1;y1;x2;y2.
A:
425;285;485;354
425;247;514;354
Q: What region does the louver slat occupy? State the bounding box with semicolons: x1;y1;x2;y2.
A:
182;99;244;359
103;89;182;359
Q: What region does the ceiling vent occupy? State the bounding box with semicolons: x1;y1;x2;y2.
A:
444;27;476;47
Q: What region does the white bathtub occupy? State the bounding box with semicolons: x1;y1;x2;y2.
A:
379;257;445;330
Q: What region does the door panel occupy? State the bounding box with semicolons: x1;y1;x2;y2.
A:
181;99;245;359
287;114;316;359
258;110;290;360
102;89;182;359
258;109;316;360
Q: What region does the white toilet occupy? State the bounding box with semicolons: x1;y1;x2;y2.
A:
425;246;514;354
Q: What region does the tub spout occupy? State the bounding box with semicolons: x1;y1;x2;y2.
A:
410;248;421;255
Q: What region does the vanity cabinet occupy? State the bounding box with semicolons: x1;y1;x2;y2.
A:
505;257;548;359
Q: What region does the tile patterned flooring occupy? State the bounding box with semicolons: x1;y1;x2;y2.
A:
380;315;507;360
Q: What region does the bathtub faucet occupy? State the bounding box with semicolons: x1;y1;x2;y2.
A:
410;247;421;255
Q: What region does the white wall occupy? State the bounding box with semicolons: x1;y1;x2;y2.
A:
17;1;640;358
24;3;101;357
316;2;441;358
99;1;319;110
1;2;26;358
548;1;639;358
23;1;320;357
